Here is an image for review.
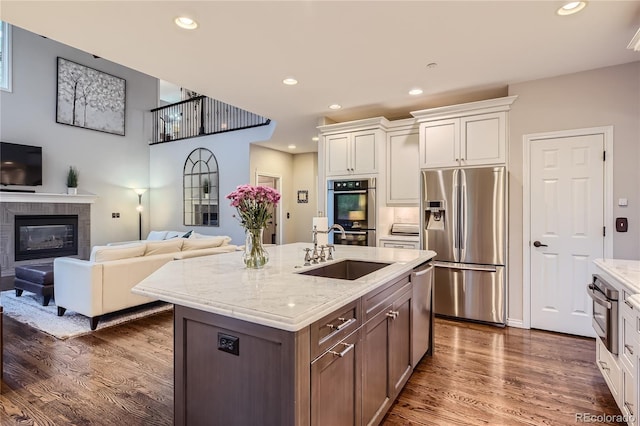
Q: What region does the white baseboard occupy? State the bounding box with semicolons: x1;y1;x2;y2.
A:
507;318;526;329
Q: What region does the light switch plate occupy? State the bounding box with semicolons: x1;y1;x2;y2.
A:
619;198;628;206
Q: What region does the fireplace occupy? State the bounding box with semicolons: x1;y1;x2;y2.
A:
14;215;78;261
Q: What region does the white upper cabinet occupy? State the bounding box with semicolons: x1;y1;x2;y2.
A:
320;118;387;177
387;122;419;205
412;96;517;169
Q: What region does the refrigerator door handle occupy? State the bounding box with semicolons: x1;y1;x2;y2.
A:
460;169;466;253
432;261;497;272
452;169;459;254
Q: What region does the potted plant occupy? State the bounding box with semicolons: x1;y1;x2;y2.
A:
66;166;78;195
202;177;210;199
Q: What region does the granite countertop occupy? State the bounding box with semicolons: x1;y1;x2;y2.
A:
132;242;436;332
594;258;640;294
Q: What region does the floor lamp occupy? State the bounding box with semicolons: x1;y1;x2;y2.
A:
134;188;147;240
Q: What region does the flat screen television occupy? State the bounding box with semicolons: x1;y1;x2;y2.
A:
0;142;43;186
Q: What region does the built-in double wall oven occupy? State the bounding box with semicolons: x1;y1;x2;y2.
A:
327;178;376;246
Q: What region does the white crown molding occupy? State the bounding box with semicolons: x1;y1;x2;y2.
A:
410;95;518;121
628;28;640;51
317;116;390;133
0;192;99;204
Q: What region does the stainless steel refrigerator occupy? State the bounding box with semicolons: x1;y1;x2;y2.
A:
420;166;506;325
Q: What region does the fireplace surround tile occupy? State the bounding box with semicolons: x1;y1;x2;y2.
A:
0;202;91;277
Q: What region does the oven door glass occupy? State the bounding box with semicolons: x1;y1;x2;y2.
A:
592;298;608;341
333;230;369;246
334;193;368;228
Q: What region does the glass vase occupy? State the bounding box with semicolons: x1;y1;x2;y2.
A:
243;227;269;269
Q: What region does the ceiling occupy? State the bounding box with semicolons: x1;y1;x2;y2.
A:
2;1;639;153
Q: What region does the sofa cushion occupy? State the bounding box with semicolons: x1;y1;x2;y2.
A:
147;230;168;241
90;243;146;262
181;236;231;251
144;238;183;256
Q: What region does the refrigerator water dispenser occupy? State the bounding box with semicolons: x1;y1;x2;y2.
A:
425;200;445;230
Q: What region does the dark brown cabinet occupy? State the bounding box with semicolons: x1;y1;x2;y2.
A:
362;286;413;426
311;329;362;426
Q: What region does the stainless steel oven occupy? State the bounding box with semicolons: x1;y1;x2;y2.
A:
588;274;619;355
327;178;376;247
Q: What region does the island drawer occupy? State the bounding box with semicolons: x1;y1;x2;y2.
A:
362;272;411;322
310;299;362;360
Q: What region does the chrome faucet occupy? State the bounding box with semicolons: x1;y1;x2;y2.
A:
311;224;346;262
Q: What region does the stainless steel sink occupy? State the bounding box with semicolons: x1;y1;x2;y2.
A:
298;259;391;281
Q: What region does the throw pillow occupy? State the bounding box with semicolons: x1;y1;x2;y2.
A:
144;238;184;256
147;230;168;241
181;236;231;251
165;231;183;239
182;230;193;238
90;243;146;262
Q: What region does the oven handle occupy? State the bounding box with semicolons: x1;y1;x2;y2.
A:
588;284;612;309
334;190;367;194
344;231;367;235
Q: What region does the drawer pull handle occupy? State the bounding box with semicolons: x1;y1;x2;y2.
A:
329;342;354;358
625;299;634;309
598;360;610;371
326;317;356;331
625;344;634;355
386;310;399;319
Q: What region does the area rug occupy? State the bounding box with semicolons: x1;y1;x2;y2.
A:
0;290;173;340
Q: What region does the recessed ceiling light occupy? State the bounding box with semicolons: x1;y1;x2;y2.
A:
557;1;587;16
311;136;319;142
175;16;198;30
283;78;298;86
409;88;423;96
288;144;297;149
329;104;342;110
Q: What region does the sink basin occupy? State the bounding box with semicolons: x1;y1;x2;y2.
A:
298;259;392;281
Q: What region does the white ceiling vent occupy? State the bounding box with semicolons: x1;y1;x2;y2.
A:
628;28;640;51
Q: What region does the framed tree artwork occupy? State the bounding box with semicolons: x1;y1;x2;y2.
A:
56;57;126;136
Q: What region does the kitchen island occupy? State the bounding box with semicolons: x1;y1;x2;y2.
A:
592;258;640;424
133;243;436;426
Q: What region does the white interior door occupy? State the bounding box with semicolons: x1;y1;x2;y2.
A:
529;133;604;337
257;174;279;245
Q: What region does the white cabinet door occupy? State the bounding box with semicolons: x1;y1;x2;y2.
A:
325;130;379;177
461;112;506;166
352;130;378;175
387;129;419;205
419;119;458;169
419;112;507;169
326;133;351;176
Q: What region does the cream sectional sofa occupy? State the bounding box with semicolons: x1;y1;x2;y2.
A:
54;234;236;330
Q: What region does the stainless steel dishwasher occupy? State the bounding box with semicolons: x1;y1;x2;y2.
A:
412;262;434;366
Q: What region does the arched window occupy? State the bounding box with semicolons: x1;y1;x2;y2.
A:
183;148;219;226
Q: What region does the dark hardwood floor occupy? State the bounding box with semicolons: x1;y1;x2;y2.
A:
0;309;623;425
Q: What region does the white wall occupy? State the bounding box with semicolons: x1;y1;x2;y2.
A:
291;153;318;243
149;123;276;246
0;26;157;246
507;61;640;323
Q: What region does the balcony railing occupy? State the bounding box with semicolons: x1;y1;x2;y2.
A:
150;96;270;144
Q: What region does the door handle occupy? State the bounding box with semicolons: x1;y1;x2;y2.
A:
533;241;548;247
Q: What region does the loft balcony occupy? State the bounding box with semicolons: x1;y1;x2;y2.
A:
149;96;270;144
